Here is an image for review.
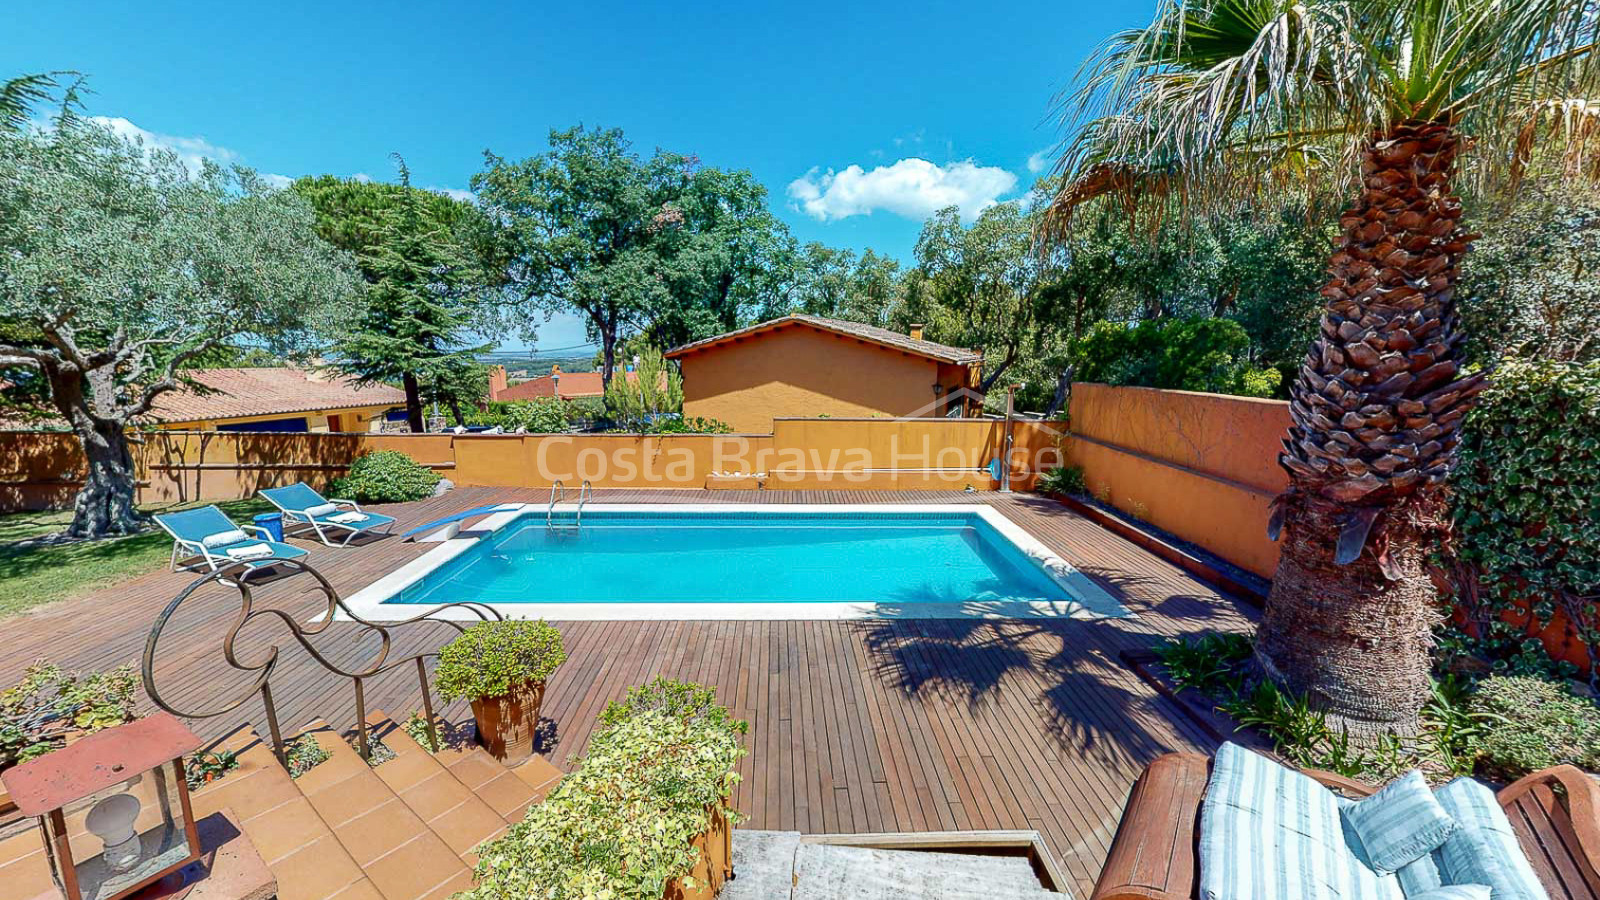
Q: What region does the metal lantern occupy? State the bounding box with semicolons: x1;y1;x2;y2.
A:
1;713;203;900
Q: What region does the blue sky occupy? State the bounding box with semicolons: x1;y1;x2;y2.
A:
9;0;1152;351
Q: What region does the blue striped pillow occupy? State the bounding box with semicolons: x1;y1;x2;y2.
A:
1411;887;1491;900
1341;770;1458;874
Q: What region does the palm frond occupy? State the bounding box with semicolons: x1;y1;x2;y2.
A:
0;71;85;132
1042;0;1600;234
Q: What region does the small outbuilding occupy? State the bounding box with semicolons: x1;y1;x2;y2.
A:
664;315;984;433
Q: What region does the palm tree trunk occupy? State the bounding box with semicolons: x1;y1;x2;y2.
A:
1255;120;1489;737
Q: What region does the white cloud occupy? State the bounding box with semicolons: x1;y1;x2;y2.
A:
428;186;476;203
787;158;1018;222
1026;148;1054;175
88;115;293;187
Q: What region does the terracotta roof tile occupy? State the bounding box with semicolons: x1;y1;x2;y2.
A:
145;368;406;423
664;315;982;364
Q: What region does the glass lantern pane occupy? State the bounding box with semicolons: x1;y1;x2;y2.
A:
59;764;195;900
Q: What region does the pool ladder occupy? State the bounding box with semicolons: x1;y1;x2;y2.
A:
546;479;591;532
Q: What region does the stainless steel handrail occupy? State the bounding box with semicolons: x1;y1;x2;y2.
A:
142;557;502;768
546;479;566;528
574;480;593;529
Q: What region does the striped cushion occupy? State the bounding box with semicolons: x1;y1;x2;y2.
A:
1342;771;1458;873
1433;778;1549;900
1395;852;1444;896
1411;887;1491;900
1199;743;1403;900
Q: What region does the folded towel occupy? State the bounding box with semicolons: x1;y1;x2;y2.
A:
224;543;274;560
202;529;248;549
329;511;369;524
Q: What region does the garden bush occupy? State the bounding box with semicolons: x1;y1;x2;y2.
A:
1;661;137;767
1036;465;1086;497
1468;676;1600;781
434;620;567;702
328;450;442;503
495;398;573;433
1074;317;1283;399
1448;359;1600;681
462;679;747;900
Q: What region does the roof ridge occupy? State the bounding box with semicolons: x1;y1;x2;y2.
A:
666;315;981;364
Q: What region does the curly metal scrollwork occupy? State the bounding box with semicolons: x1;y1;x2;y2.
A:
142;556;502;764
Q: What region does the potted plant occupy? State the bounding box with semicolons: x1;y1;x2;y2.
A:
435;620;566;765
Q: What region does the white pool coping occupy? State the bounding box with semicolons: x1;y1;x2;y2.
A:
336;503;1133;622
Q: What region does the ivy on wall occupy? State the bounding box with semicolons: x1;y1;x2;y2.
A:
1448;359;1600;681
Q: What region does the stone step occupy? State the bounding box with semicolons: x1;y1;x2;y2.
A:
295;720;475;900
791;842;1070;900
191;725;383;900
423;716;550;823
363;710;511;865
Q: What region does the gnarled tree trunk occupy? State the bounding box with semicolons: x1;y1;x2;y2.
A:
1255;120;1489;737
46;364;144;538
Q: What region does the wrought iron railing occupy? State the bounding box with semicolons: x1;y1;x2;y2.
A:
142;557;501;768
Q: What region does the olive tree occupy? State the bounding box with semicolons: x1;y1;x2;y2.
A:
0;119;361;537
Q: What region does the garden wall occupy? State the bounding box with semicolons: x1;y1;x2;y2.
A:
0;418;1066;511
1062;383;1290;579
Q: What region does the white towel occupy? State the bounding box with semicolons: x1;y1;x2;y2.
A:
329;511;369;524
224;543;274;560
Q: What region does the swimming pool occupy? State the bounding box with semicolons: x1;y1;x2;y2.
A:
341;505;1128;621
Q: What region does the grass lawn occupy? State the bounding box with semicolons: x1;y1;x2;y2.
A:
0;498;277;619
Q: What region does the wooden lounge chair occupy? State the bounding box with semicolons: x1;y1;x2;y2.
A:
1092;752;1600;900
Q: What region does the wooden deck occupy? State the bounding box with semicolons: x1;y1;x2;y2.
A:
0;488;1257;894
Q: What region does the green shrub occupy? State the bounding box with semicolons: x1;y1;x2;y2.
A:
1156;633;1252;696
1075;317;1283;399
649;415;733;434
285;733;329;779
1037;465;1087;496
435;620;567;702
329;450;441;503
1469;676;1600;781
498;398;573;433
1447;359;1600;681
1;661;137;767
463;679;747;900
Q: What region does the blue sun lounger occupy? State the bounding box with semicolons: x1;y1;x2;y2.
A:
155;506;308;576
259;482;397;547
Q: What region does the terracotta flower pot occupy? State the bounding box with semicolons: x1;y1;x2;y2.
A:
469;679;546;765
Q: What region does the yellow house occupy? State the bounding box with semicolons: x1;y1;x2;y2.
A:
146;368;406;432
665;315;984;433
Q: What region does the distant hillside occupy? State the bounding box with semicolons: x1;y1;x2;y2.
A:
482;355;596;381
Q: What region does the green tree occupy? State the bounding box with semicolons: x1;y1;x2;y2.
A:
294;163;491;432
1075;318;1283;397
0;118;360;537
1460;182;1600;364
1046;0;1600;735
473;127;689;384
915;203;1055;392
603;346;683;432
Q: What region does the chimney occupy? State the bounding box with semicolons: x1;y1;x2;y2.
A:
487;365;508;400
909;324;925;341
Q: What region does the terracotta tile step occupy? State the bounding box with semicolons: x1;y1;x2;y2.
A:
297;720;474;900
363;711;509;864
191;725;382;900
423;714;563;824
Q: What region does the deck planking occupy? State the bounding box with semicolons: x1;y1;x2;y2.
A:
0;488;1257;894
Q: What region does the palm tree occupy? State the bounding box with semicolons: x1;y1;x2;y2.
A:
1043;0;1599;736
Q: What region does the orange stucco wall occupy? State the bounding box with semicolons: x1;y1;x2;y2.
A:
1062;383;1291;579
676;325;967;433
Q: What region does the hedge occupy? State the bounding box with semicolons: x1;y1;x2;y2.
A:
459;679;747;900
1449;359;1600;679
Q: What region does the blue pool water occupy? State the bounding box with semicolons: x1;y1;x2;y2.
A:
388;511;1072;606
